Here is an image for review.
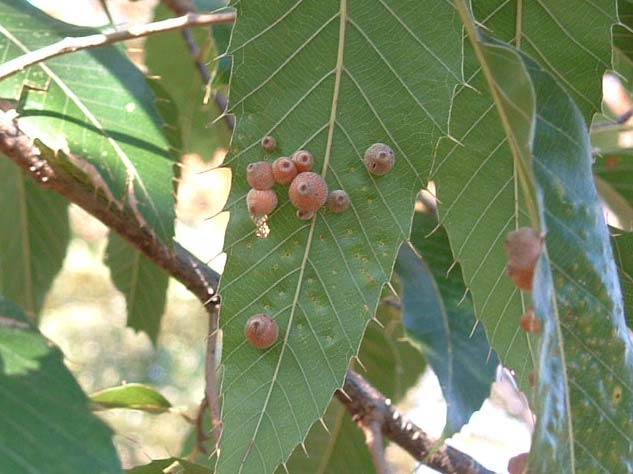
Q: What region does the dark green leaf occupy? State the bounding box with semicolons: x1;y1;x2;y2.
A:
0;0;176;244
0;296;120;473
217;1;463;472
399;212;497;436
0;159;69;318
91;383;172;412
105;233;169;343
614;0;633;80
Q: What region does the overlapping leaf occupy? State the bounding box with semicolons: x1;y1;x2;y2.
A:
612;232;633;328
452;6;633;471
0;296;120;473
399;212;497;436
433;0;618;388
217;1;463;472
0;159;69;318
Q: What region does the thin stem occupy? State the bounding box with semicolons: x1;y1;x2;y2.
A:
0;11;235;82
363;420;389;474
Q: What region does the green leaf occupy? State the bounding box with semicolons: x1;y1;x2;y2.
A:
399;212;497;436
280;297;424;473
524;51;633;474
105;233;169;343
0;296;121;473
0;159;69;318
217;1;463;472
433;0;617;389
614;0;633;80
0;0;176;244
612;232;633;328
90;382;172;412
453;7;633;471
126;458;212;474
145;2;231;157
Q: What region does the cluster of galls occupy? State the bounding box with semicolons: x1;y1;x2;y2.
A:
243;137;397;349
245;136;353;221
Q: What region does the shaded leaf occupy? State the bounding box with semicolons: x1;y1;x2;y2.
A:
0;296;120;473
0;158;69;318
0;0;176;244
91;383;172;412
105;233;169;343
217;1;463;472
399;212;497;436
433;0;617;389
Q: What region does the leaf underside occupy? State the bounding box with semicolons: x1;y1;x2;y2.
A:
456;12;633;472
280;301;423;473
217;1;463;472
433;0;618;390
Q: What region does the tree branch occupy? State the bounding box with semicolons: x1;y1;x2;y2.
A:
0;11;235;82
337;370;497;474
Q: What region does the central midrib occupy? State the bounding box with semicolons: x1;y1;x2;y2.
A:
236;0;348;471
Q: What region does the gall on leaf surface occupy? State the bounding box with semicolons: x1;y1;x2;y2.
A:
215;0;463;472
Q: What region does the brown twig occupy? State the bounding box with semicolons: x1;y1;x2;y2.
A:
0;11;235;82
337;370;496;474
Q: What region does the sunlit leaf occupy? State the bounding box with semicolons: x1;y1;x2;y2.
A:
0;0;176;245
